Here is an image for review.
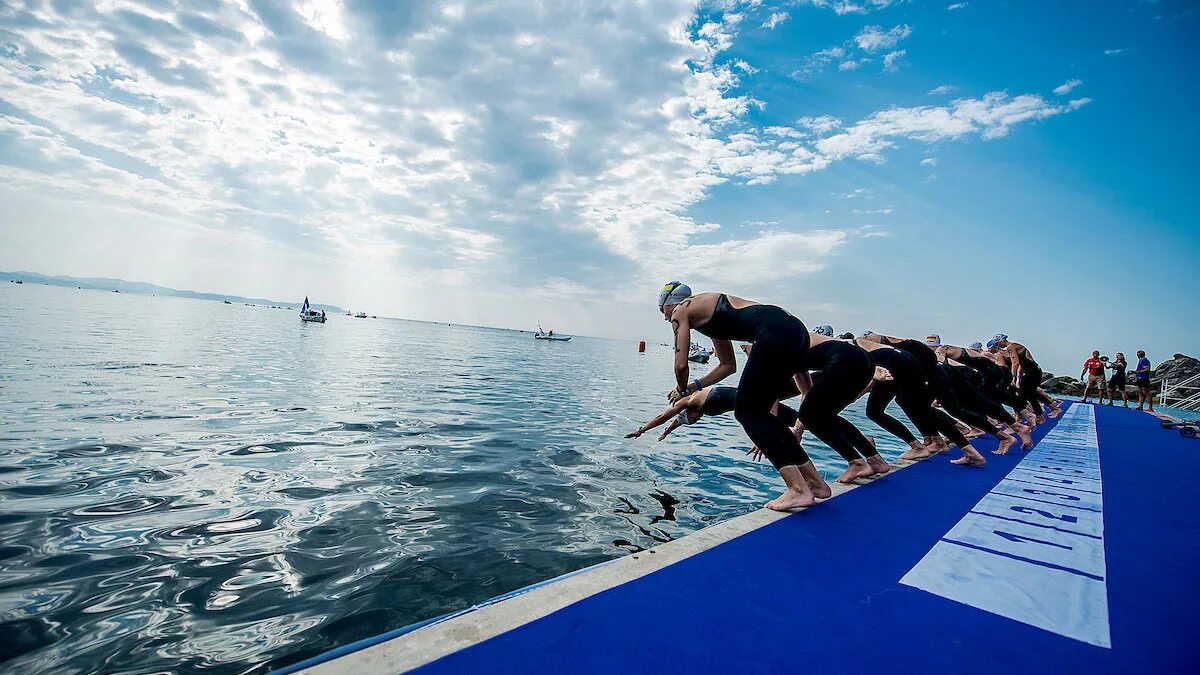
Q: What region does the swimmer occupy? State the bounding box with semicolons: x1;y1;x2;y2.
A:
657;282;830;511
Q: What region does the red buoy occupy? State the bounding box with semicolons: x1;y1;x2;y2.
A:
638;340;646;353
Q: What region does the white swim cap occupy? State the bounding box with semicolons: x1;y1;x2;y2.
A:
658;281;693;310
814;325;834;336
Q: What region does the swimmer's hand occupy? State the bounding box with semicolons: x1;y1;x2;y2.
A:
625;429;644;439
746;446;764;462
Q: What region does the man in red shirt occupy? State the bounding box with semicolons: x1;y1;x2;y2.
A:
1080;350;1108;404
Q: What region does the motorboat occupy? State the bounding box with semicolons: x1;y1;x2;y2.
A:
355;312;368;318
688;342;712;364
299;296;327;323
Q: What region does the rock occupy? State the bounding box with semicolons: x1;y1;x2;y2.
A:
1149;354;1200;387
1042;375;1084;397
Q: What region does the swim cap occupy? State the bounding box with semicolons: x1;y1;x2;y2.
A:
992;333;1009;343
814;325;834;336
677;409;697;426
838;332;855;340
657;281;692;310
986;339;998;350
925;334;942;346
968;341;983;350
861;330;875;337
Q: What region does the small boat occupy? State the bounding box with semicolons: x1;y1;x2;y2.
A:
14;280;22;284
223;300;232;304
299;296;326;323
534;324;571;341
355;312;368;318
688;343;712;364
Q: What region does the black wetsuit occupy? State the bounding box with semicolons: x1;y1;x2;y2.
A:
1015;346;1044;417
960;350;1026;414
798;340;878;463
701;385;800;428
883;338;974;448
865;346;929;445
694;295;810;469
943;362;1019;427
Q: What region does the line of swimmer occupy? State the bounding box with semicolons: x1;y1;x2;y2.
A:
626;282;1063;512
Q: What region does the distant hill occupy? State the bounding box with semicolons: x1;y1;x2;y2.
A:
1;271;344;313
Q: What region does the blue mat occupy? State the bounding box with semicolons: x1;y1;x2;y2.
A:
405;403;1199;674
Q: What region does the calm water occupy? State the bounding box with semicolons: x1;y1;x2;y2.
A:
0;283;907;674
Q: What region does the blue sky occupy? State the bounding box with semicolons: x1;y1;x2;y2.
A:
0;0;1196;374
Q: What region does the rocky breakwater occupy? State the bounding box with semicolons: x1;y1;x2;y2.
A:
1040;353;1200;399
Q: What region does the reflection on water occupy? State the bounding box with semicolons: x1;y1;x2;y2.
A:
0;284;907;673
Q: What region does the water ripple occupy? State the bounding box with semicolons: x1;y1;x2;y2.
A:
0;284;911;674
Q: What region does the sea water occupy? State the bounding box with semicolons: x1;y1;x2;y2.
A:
0;283;907;673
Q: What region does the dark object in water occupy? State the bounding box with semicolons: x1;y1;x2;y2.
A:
1160;418;1199;438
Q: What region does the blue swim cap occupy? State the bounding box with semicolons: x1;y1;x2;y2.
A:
969;341;984;350
861;330;875;337
925;334;942;346
657;281;692;310
814;324;834;336
992;333;1009;343
986;339;998;350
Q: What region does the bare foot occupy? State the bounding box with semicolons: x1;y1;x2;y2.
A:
1014;423;1033;449
1048;407;1061;419
993;433;1016;455
867;455;892;476
899;443;931;460
928;437;950;454
837;459;874;484
766;487;815;511
1036;415;1047;424
951;446;987;466
805;475;832;499
965;429;986;440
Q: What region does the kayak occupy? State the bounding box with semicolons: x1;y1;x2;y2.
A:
534;334;572;341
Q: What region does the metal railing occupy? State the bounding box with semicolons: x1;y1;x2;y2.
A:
1161;372;1200;412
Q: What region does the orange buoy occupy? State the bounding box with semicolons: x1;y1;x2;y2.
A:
638;340;646;353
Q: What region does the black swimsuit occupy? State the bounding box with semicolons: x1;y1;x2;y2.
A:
693;295;810;469
797;341;879;462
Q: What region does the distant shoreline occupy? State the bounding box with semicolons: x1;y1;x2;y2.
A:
2;270;345;313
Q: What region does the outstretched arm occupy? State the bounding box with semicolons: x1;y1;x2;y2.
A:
627;393;698;438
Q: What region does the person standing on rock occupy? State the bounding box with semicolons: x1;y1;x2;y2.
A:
1081;351;1108;404
1134;350;1154;412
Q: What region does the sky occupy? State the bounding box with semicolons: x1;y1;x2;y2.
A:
1;0;1197;375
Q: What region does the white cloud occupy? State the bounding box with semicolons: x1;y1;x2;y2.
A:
882;50;907;72
732;59;760;74
798;115;843;134
0;1;1095;336
1053;79;1082;95
920;158;937;166
839;59;867;71
947;2;969;10
852;207;895;214
801;0;904;14
762;12;790;29
928;84;957;95
1104;48;1126;56
854;24;912;53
